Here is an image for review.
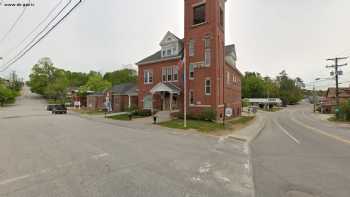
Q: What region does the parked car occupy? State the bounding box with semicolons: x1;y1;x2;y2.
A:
52;104;67;114
47;104;56;111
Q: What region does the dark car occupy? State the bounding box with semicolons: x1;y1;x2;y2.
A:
47;104;56;111
52;104;67;114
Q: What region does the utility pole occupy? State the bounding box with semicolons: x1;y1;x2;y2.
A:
326;57;348;110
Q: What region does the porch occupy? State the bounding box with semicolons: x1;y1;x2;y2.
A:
149;82;181;113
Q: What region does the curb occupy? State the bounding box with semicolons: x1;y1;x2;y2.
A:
227;114;266;143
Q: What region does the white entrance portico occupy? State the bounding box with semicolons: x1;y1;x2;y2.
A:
150;82;181;112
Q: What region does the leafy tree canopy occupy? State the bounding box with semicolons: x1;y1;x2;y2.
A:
79;73;112;93
103;69;137;85
242;70;304;105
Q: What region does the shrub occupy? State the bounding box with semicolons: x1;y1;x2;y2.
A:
338;100;350;121
199;108;216;121
133;109;152;117
127;105;138;113
174;108;216;122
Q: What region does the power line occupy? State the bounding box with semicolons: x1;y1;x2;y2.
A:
0;0;83;72
2;0;65;60
0;0;30;45
0;0;73;70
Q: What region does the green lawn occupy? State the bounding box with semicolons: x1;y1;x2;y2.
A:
328;116;350;123
228;116;255;124
107;114;146;121
159;119;225;133
160;116;255;133
72;108;106;115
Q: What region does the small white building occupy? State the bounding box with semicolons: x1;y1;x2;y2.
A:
247;98;282;107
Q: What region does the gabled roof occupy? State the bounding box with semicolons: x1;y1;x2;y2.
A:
225;44;236;60
150;82;181;94
326;87;350;98
136;32;237;66
111;83;137;96
137;45;235;66
137;50;183;65
160;31;181;46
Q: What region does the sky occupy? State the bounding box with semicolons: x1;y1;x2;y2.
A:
0;0;349;89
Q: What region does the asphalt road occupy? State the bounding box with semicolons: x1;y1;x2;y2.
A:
0;87;253;197
251;104;350;197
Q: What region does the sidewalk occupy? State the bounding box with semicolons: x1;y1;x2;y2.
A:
227;112;266;143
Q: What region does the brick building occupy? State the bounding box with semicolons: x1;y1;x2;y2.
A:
136;0;242;120
321;87;350;113
86;83;138;112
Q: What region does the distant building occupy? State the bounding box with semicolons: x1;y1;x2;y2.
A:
247;98;282;108
320;87;350;113
86;83;138;112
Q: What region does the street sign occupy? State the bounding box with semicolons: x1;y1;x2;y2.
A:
225;107;233;117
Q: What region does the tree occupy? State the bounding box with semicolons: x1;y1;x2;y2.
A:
0;83;17;106
28;57;57;95
28;57;69;100
44;69;69;100
241;70;304;106
263;77;279;98
103;69;137;85
242;72;265;98
65;71;89;87
277;70;303;105
79;73;111;93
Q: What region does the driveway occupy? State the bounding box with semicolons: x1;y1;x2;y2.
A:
0;87;253;197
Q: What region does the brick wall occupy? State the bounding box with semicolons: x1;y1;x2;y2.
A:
138;59;183;110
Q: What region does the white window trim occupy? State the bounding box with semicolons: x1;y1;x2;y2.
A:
189;63;195;80
189;39;195;57
227;72;230;84
162;67;166;82
144;70;153;84
162;66;179;82
189;89;195;105
173;65;179;81
205;78;211;96
204;48;211;67
166;67;173;81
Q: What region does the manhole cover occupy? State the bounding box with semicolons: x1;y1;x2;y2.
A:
286;190;318;197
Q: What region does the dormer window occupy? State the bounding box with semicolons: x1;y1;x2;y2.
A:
160;32;180;58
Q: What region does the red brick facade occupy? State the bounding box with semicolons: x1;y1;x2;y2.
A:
137;0;241;119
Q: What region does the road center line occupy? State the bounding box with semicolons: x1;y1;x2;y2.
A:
274;119;301;144
291;115;350;145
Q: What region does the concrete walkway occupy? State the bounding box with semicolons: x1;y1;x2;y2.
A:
226;112;266;143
